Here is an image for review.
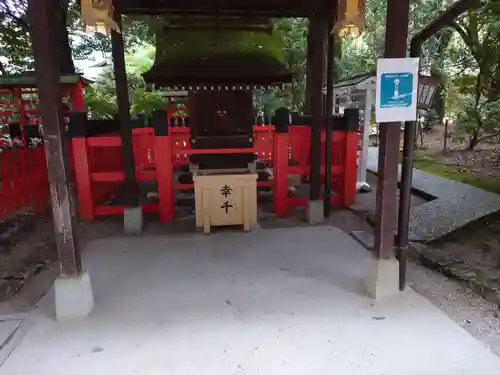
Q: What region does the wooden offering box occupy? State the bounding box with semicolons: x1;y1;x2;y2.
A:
193;171;257;234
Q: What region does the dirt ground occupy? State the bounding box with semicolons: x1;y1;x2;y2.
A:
409;124;500;298
413;123;500;179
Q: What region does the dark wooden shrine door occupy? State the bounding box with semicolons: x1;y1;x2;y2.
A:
189;91;253;136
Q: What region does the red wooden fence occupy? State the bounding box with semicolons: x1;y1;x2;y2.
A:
71;124;358;221
0;147;49;219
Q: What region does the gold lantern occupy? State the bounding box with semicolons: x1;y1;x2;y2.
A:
80;0;120;35
334;0;365;37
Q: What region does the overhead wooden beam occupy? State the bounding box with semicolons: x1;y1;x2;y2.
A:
114;0;313;17
27;0;81;278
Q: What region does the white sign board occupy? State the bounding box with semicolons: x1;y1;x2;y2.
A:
375;58;420;123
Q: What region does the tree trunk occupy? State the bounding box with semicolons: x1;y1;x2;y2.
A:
468;132;479;150
47;0;74;74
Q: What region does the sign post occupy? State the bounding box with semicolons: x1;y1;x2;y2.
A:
375;58;419;123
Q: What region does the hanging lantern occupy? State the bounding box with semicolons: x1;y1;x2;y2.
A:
80;0;120;35
334;0;365;37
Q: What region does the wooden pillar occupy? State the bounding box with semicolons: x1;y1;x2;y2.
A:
324;6;338;217
305;18;328;113
308;15;328;201
27;0;81;278
304;21;315;114
111;13;138;207
373;0;411;260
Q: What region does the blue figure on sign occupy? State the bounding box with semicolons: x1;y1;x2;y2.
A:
394;79;400;98
380;72;413;108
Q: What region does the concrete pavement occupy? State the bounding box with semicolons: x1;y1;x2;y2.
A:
1;226;499;374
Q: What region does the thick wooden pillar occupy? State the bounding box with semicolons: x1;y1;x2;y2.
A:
28;0;81;278
373;0;411;259
111;13;139;206
308;15;328;201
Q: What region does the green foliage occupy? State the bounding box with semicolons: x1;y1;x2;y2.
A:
0;0;31;73
84;83;117;119
130;88;165;117
84;44;165;119
444;0;500;148
0;19;32;73
0;0;153;73
253;18;308;113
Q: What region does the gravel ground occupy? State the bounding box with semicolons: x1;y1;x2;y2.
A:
407;259;500;357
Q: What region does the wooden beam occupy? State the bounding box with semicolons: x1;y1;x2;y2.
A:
27;0;81;278
115;0;312;17
111;12;139;206
373;0;411;260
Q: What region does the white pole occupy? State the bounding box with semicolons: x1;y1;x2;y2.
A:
356;87;373;192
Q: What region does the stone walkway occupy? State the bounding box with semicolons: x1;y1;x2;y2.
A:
367;147;500;242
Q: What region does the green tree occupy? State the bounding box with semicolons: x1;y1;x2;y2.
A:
0;0;74;73
449;0;500;149
84;44;165;119
250;18;309;114
0;0;152;74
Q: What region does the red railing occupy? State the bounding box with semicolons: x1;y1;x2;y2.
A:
0;147;49;219
71;123;358;221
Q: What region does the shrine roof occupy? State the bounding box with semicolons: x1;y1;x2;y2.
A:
114;0;331;17
0;73;91;88
143;53;293;89
143;24;293;89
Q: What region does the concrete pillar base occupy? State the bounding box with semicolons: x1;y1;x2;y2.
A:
54;270;94;320
364;255;400;299
306;200;324;224
124;206;143;234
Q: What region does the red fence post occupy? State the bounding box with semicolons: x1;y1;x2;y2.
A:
71;80;85;111
68;112;94;220
273;109;290;217
341;109;360;207
153;110;175;222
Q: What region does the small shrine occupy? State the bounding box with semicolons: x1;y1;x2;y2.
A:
143;17;295;232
